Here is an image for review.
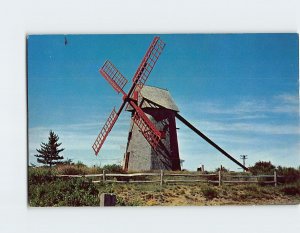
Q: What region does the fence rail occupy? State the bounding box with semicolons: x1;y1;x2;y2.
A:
57;170;280;187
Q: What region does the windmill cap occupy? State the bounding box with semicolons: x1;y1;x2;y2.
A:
126;85;179;112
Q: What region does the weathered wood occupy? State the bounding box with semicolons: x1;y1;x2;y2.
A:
103;170;106;182
164;173;217;177
84;174;103;177
208;180;220;184
223;180;259;183
57;172;282;187
121;180;159;183
105;173;159;177
222;180;275;184
93;180;160;184
57;173;282;178
99;193;116;206
57;172;217;178
274;170;277;187
223;175;274;179
165;179;209;183
57;175;83;177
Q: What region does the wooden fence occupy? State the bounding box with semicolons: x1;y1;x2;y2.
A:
57;170;281;187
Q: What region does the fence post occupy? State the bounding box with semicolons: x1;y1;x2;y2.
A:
160;170;164;186
102;169;106;183
274;170;277;187
218;170;222;186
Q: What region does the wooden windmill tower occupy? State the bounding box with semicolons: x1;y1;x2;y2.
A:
92;36;248;172
124;85;181;171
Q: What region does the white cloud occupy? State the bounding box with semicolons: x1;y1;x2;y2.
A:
275;93;299;105
178;92;299;117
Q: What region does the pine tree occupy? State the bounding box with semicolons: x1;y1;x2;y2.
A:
35;130;65;168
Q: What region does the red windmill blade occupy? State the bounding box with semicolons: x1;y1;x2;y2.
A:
100;60;128;95
92;108;118;154
93;37;166;155
132;36;165;92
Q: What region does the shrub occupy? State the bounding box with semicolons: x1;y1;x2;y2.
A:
102;164;123;173
277;166;300;183
215;166;229;173
202;186;218;200
28;167;99;206
56;164;87;175
29;177;99;206
249;161;275;175
28;167;57;184
280;185;300;196
76;161;87;168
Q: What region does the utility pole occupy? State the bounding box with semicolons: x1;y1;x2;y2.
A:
240;155;248;172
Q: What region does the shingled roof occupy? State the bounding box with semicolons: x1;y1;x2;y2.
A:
126;85;179;112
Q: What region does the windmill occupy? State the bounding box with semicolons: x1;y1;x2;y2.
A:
92;36;248;172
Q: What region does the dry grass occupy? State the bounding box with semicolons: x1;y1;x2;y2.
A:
95;182;300;206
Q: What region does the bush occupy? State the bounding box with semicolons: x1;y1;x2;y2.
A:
56;164;87;175
215;166;229;173
202;186;218;200
29;177;99;206
249;161;275;175
28;167;57;184
102;164;123;173
55;164;104;175
28;167;99;206
277;166;300;183
280;185;300;196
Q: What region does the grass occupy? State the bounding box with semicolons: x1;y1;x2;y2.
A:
201;185;218;200
28;166;300;207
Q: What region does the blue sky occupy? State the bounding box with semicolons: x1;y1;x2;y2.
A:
27;34;299;171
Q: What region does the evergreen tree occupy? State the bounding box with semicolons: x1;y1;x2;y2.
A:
35;130;65;168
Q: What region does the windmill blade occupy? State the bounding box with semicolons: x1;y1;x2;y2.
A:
100;60;128;95
176;113;249;171
129;100;162;149
132;37;165;92
92;108;119;155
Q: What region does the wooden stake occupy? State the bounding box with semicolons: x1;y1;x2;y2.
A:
160;170;164;186
218;170;221;186
274;170;277;187
103;170;106;183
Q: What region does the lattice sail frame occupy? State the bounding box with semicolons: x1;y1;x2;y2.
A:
132;37;165;92
100;60;128;94
130;101;162;148
93;37;166;155
92;108;118;155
